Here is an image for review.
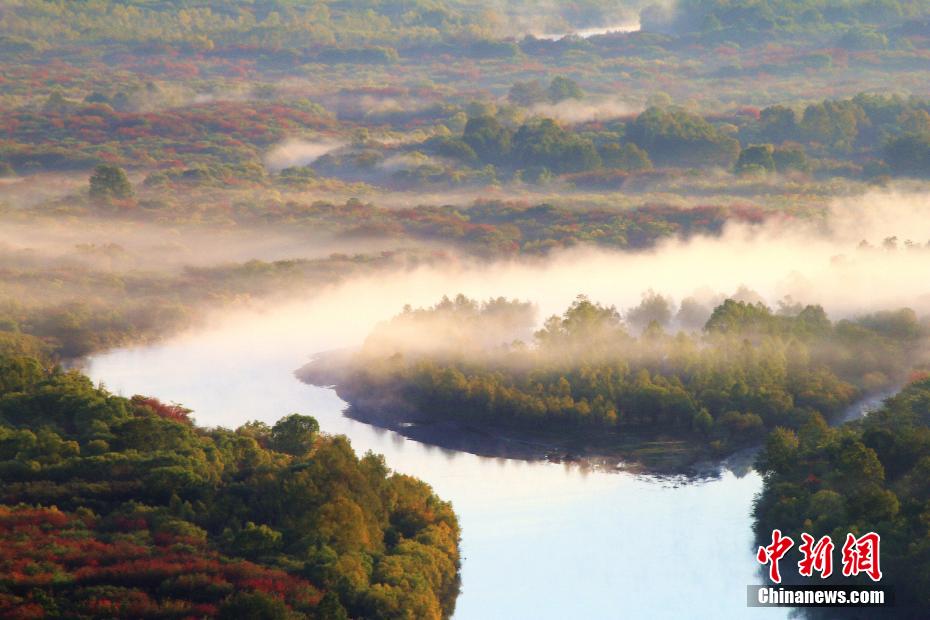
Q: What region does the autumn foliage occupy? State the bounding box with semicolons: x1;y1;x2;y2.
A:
0;358;461;618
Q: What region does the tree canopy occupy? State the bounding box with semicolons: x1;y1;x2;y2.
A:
754;377;930;615
307;295;926;462
0;354;461;618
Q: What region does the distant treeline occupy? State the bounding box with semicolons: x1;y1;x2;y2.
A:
3;0;928;53
644;0;930;41
5;89;930;185
417;93;930;180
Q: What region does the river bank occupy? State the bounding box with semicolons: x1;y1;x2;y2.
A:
83;304;788;619
298;350;748;475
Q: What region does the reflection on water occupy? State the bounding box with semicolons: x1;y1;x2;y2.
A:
535;20;641;41
86;301;788;619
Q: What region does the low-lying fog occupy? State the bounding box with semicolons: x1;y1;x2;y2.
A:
0;219;407;275
8;187;930;347
534;18;642;40
190;188;930;353
529;97;641;123
264;138;345;171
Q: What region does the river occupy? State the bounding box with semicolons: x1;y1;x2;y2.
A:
85;297;789;619
534;20;641;41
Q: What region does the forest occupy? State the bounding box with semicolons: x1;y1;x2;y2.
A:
301;294;929;463
7;91;930;187
0;347;460;618
754;377;930;616
3;0;929;52
4;0;930;617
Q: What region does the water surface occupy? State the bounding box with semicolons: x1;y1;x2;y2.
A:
535;20;641;40
86;301;788;620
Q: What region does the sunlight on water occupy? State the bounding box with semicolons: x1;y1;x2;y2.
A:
535;20;641;41
86;300;788;619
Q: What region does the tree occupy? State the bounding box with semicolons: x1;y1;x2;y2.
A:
463;116;512;164
599;143;652;171
884;134;930;177
511;119;600;173
704;299;773;334
271;413;320;455
800;100;867;151
756;427;799;473
626;291;673;332
536;295;625;349
692;409;714;437
772;144;809;173
548;76;583;103
43;91;70;113
317;591;350;620
0;358;460;619
89;164;133;200
757;105;797;142
218;592;289;620
626;106;740;168
231;522;284;559
735;144;776;174
508;80;547;107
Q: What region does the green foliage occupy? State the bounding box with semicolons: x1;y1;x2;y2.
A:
884;133;930;176
735;144;776;174
89;164;133;200
705;299;777;334
625;292;674;332
757;105;798;143
599;142;653;171
508;80;547;107
218;592;291;620
771;144;810;173
626;107;740;168
271;413;320;456
692;409;714;437
646;0;927;40
327;295;924;459
754;378;930;613
463;116;511;164
461;116;601;174
800;100;868;151
511;119;601;174
0;355;461;619
548;76;584;103
742;94;930;172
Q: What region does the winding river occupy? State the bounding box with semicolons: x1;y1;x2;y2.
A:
85;295;789;619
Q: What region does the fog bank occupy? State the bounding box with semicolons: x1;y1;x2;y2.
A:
200;189;930;352
530;97;641;123
264;138;345;171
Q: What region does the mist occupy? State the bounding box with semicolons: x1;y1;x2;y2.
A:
193;188;930;356
264;138;345;171
533;18;642;40
529;97;641;123
485;1;645;40
0;218;408;273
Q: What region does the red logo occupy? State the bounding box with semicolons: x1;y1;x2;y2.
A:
758;530;881;583
798;533;834;578
841;532;882;582
757;529;794;583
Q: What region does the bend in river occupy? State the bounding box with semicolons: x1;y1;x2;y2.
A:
86;300;788;619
